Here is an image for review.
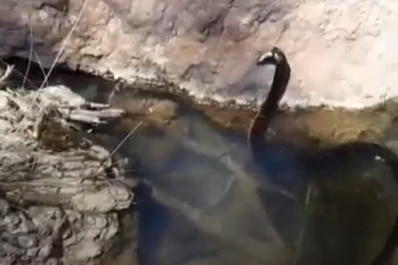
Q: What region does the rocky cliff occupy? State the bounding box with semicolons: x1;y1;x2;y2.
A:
0;0;397;108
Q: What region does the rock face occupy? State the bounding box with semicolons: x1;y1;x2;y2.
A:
0;0;397;108
0;84;135;265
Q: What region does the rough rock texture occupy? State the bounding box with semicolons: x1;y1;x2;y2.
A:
0;83;135;265
0;204;120;265
0;0;397;108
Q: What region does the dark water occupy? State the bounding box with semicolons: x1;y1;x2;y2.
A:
102;106;398;265
3;58;398;265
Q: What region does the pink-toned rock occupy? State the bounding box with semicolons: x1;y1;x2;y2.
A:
1;0;397;109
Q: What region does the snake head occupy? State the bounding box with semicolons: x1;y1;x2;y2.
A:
256;47;287;66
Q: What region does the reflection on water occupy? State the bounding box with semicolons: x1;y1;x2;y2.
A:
3;59;398;265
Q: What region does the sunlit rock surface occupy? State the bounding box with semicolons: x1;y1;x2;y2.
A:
1;0;398;108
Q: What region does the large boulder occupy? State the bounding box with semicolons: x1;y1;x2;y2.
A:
0;0;397;108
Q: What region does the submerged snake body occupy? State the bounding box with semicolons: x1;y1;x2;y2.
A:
248;47;398;265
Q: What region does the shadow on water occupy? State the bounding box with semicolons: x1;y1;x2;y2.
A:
3;58;398;265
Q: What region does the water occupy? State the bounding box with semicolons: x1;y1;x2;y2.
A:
98;108;296;265
103;105;398;265
3;58;398;265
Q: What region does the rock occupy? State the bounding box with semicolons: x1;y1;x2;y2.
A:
0;85;137;265
0;203;128;265
0;0;398;109
37;241;53;259
70;185;132;213
0;258;14;265
69;241;103;261
0;199;9;215
62;212;120;263
17;235;38;249
2;214;21;233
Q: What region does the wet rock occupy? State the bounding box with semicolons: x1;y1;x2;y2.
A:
1;0;398;108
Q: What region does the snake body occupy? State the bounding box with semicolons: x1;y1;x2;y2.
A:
248;47;398;265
